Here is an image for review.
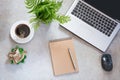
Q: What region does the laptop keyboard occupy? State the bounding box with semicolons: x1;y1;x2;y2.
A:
71;1;118;37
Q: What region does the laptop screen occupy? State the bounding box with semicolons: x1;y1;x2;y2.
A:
83;0;120;21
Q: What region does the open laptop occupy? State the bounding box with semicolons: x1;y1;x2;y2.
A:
60;0;120;52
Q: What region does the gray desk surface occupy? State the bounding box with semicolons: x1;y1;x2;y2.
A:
0;0;120;80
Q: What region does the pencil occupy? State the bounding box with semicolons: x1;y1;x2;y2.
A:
68;48;76;71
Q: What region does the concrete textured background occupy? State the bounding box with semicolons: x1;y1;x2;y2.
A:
0;0;120;80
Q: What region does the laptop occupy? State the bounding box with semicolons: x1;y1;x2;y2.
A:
60;0;120;52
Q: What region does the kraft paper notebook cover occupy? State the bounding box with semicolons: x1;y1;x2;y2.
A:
49;38;79;76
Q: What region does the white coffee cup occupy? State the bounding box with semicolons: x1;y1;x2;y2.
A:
10;20;34;44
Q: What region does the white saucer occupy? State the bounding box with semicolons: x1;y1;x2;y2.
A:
10;20;34;44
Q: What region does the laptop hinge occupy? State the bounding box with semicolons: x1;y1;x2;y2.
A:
116;19;120;23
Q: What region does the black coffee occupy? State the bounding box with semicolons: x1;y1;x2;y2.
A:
15;24;30;38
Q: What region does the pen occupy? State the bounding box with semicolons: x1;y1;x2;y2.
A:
68;48;76;71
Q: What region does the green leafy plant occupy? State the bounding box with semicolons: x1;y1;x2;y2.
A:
8;46;27;64
25;0;70;30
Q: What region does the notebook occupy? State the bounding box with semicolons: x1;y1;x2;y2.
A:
60;0;120;52
49;38;79;76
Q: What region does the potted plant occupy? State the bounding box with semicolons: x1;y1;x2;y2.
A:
8;46;27;64
25;0;70;30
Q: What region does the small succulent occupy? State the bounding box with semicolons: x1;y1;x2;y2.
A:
8;46;27;64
